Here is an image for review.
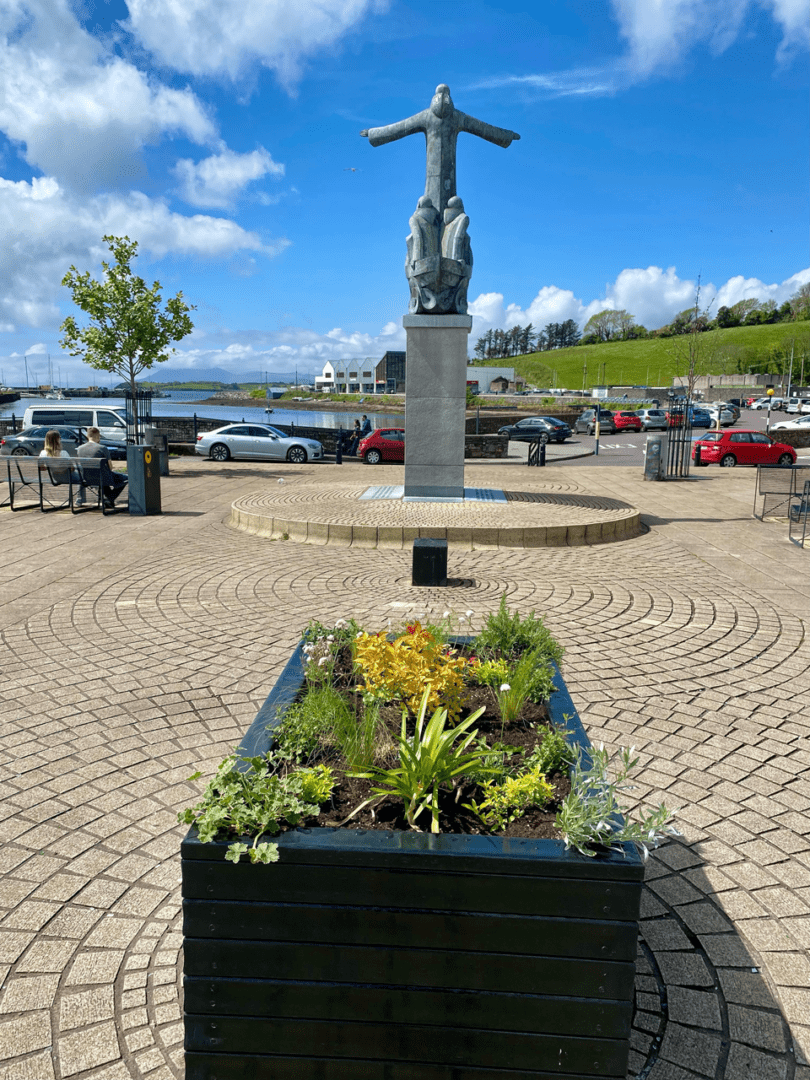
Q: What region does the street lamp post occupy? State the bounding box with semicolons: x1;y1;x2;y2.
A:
766;387;774;434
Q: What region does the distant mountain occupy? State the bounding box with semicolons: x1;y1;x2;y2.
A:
144;367;317;384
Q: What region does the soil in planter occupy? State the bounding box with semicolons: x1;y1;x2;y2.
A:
286;644;572;839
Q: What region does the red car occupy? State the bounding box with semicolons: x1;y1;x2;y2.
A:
358;427;404;464
613;411;643;432
692;430;796;468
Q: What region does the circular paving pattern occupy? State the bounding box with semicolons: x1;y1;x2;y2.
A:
1;475;809;1079
229;480;644;548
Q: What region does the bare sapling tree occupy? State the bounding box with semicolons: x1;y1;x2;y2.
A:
670;276;719;403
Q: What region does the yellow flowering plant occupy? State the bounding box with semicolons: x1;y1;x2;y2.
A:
354;621;468;721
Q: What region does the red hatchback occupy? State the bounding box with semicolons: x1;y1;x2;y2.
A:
613;411;643;432
358;427;405;464
692;430;796;468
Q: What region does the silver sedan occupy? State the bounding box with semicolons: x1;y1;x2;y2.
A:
195;424;324;463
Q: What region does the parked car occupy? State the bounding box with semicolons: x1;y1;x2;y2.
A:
497;416;572;443
635;408;668;430
715;401;741;420
195;424;323;463
358;427;404;463
22;405;128;448
770;414;810;432
749;396;783;410
574;409;616;435
0;425;85;456
703;407;736;426
690;409;713;428
612;411;643;432
785;397;810;413
692;430;796;468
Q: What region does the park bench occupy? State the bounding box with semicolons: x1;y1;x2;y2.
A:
4;456;124;515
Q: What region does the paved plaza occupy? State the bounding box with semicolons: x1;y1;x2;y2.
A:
1;455;809;1079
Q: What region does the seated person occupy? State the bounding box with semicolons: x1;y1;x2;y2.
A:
76;426;128;507
38;429;73;485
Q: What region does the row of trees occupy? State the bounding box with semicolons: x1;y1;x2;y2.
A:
473;320;581;359
477;285;810;360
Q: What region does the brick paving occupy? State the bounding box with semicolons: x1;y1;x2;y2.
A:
230;477;642;547
0;455;808;1079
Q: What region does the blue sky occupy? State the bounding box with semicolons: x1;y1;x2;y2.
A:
1;0;807;385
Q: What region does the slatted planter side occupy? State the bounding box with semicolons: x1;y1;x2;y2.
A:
182;645;644;1079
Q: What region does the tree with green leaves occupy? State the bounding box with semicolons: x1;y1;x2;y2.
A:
60;235;195;403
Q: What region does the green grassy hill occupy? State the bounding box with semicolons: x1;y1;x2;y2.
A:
479;322;809;390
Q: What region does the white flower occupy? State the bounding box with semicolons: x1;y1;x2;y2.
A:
356;632;363;639
326;635;334;642
499;683;511;692
303;644;314;654
334;619;347;629
442;611;450;619
318;657;329;667
466;610;474;618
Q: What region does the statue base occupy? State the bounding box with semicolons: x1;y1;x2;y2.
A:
403;314;473;500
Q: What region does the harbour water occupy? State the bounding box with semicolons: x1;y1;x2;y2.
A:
0;391;403;431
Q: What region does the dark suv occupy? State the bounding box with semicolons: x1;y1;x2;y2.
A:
574;409;616;435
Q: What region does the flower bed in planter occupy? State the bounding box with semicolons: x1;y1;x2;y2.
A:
181;618;649;1080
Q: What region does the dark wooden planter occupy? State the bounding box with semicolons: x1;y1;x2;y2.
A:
182;644;644;1080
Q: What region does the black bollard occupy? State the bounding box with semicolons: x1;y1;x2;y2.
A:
335;427;343;465
694;443;701;467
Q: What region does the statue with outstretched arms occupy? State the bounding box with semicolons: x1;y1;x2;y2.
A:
361;84;519;314
361;84;520;220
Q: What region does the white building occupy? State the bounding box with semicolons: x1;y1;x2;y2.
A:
315;358;383;394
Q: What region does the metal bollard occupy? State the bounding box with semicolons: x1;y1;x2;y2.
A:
527;437;546;466
694;443;702;467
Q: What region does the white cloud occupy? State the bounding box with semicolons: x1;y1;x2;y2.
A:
468;265;810;339
476;1;808;99
174;147;284;208
125;0;389;86
469;69;622;98
611;0;808;77
0;175;285;327
162;321;407;375
0;0;215;187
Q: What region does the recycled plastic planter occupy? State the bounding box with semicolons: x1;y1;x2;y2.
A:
181;643;644;1080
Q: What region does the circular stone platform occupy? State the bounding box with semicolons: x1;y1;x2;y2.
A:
229;480;643;548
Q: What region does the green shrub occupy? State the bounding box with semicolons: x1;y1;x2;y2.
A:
470;765;555;831
476;595;564;665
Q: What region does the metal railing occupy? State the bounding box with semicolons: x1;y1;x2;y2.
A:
789;480;810;548
754;464;810;520
665;397;693;478
123;389;153;445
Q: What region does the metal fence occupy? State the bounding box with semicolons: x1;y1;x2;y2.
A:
788;480;810;548
123;389;153;445
754;464;810;519
665;397;693;478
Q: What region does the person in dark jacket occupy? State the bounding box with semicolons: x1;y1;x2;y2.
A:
76;427;128;507
347;420;362;456
360;415;372;437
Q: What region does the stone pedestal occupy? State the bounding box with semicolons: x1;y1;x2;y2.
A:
403;314;472;499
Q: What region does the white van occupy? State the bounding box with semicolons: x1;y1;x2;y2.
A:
22;404;128;448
